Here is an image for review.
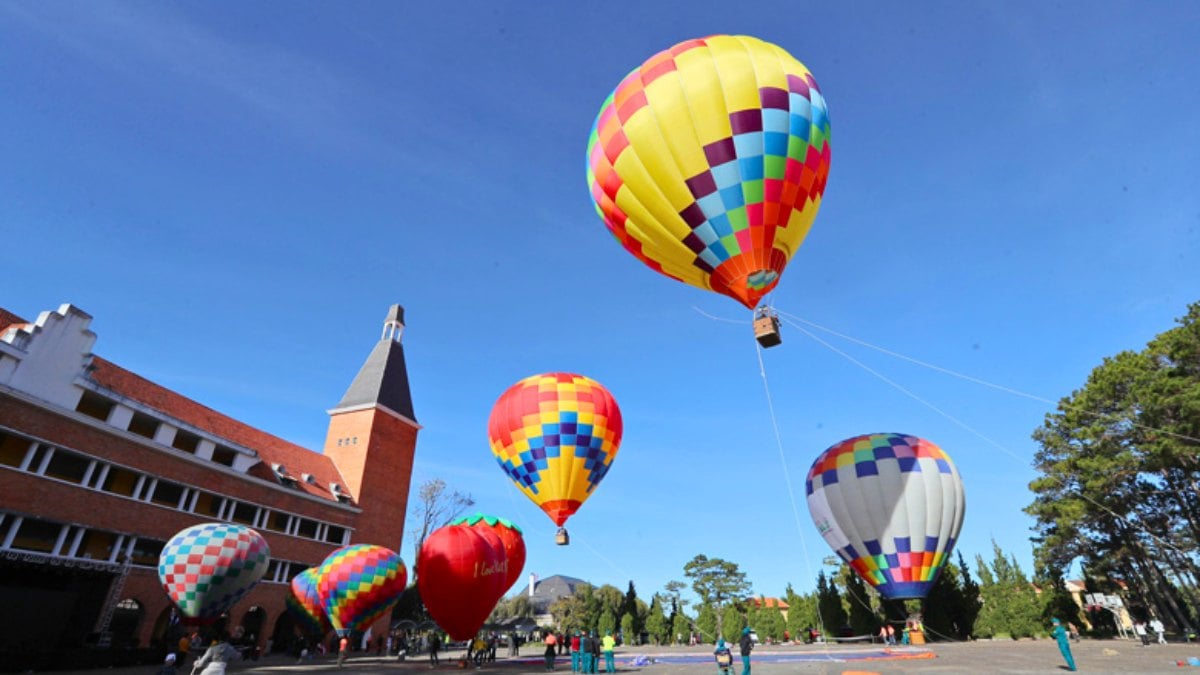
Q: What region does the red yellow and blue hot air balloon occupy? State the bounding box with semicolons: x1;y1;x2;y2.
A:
488;373;622;544
586;35;831;312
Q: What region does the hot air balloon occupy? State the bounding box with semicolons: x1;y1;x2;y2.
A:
586;35;832;317
488;372;623;544
316;544;407;637
417;524;507;641
286;567;330;637
158;522;270;623
806;433;966;600
449;512;526;592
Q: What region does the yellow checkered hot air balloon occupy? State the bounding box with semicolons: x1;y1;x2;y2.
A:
487;373;622;544
587;35;831;311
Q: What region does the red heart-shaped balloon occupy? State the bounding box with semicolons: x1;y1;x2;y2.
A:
418;525;507;640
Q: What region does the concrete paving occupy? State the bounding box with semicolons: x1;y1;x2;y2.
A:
47;639;1200;675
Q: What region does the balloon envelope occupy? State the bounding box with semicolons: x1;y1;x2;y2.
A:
806;433;966;600
587;34;832;309
158;523;270;622
317;544;407;637
488;373;623;527
449;512;526;593
287;567;329;637
417;524;507;641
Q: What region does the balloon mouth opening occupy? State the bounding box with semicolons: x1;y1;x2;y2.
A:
540;500;582;526
710;253;786;309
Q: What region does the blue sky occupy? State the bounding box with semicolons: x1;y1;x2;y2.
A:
3;1;1199;606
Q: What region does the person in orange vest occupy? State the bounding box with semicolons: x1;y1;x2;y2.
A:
543;632;558;671
337;635;350;668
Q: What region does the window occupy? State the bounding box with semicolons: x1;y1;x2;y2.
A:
287;562;311;581
192;491;224;518
172;430;200;454
230;502;257;525
265;511;291;533
295;518;318;539
26;444;50;473
128;538;165;567
75;390;115;421
211;446;237;467
127;412;159;439
0;515;15;545
42;450;92;484
101;466;140;497
324;525;347;545
10;518;61;553
0;432;29;468
75;529;119;561
150;480;185;508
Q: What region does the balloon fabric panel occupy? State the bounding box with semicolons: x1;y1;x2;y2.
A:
158;523;270;622
805;434;965;600
317;544;407;637
587;35;832;309
449;513;527;593
287;567;329;636
488;373;623;527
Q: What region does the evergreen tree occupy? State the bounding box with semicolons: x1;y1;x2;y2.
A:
841;569;878;636
684;555;752;641
671;612;692;645
598;609;617;637
644;595;668;645
620;612;635;645
957;550;983;638
720;603;744;641
620;582;639;627
754;602;786;641
784;584;820;642
696;603;718;642
921;562;965;640
1027;302;1200;635
816;571;848;634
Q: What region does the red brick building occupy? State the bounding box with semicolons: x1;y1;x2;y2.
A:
0;303;419;657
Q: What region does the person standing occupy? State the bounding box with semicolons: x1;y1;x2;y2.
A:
579;632;593;674
601;631;616;673
337;635;350;668
570;632;581;672
1135;621;1149;646
1152;618;1167;644
1050;618;1077;671
589;632;600;674
192;634;240;675
738;627;754;675
429;632;442;667
543;631;558;671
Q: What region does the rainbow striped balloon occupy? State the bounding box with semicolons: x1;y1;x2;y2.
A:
806;433;966;599
286;567;329;636
316;544;407;637
587;35;831;310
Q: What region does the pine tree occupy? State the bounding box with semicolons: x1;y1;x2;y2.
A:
816;571;848;634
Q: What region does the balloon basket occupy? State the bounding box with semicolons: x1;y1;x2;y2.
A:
555;528;570;546
753;310;782;348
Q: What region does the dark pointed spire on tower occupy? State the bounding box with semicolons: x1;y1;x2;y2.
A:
333;304;416;422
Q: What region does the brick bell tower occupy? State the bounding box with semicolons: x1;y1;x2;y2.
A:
324;304;420;551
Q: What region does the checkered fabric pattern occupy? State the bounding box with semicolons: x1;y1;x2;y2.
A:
586;35;831;310
287;566;329;636
158;522;270;621
316;544;407;637
488;373;623;526
806;434;966;599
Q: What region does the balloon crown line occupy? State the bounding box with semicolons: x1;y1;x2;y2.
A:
450;512;523;534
